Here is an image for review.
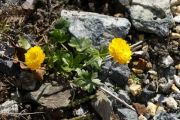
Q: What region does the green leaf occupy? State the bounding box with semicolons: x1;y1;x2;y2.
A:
18;36;31;50
68;38;92;52
92;79;102;85
49;29;69;43
73;69;100;93
54;18;70;30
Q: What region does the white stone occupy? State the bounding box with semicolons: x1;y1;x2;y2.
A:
174;15;180;23
161;55;174;68
0;100;18;113
174;25;180;33
165;97;178;109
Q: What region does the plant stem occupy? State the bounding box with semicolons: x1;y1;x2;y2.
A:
99;86;136;111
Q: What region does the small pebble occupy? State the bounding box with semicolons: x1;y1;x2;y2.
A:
174;25;180;33
129;84;142;96
170;32;180;39
174;75;180;88
165;97;178;109
156;106;166;114
175;64;180;70
138;114;147;120
132;68;144;74
148;70;157;76
171;84;180;93
161;55;174;68
174;15;180;23
146;102;158;116
176;5;180;14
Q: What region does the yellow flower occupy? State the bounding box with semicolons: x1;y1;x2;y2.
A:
25;46;45;70
108;38;132;64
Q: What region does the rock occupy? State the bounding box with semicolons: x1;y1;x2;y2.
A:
175;64;180;70
0;59;20;77
135;87;156;103
172;93;180;100
174;75;180;88
171;0;180;6
165;97;178;109
0;100;18;113
161;55;174;68
73;107;86;116
19;71;39;91
156;106;166;114
0;82;8;103
171;84;180;93
129;0;174;37
30;83;71;109
22;0;36;10
61;10;131;46
174;25;180;33
129;84;142;96
138;115;147;120
152;94;166;103
146;102;158;116
116;0;131;6
159;80;173;94
117;108;138;120
118;89;131;104
148;70;157;76
100;60;131;87
170;32;180;39
91;91;113;120
160;66;176;79
133;103;147;115
132;68;144;74
174;15;180;23
153;112;178;120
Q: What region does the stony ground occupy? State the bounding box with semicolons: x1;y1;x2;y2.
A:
0;0;179;120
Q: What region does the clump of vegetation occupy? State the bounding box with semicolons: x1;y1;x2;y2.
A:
45;18;107;92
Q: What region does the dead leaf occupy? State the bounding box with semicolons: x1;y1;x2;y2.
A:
20;62;28;70
15;47;26;62
35;68;46;81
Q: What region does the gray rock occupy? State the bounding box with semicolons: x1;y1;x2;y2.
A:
118;0;131;6
161;55;174;68
118;89;131;104
61;10;131;46
174;75;180;88
0;59;20;76
153;112;178;120
109;63;130;87
30;83;71;109
19;71;38;91
100;60;131;87
129;0;174;37
135;87;156;104
117;108;138;120
152;94;166;103
159;67;176;80
172;93;180;100
0;100;18;113
91;91;113;120
159;80;173;94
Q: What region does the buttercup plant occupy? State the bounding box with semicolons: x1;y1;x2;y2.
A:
108;38;132;64
25;46;45;70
